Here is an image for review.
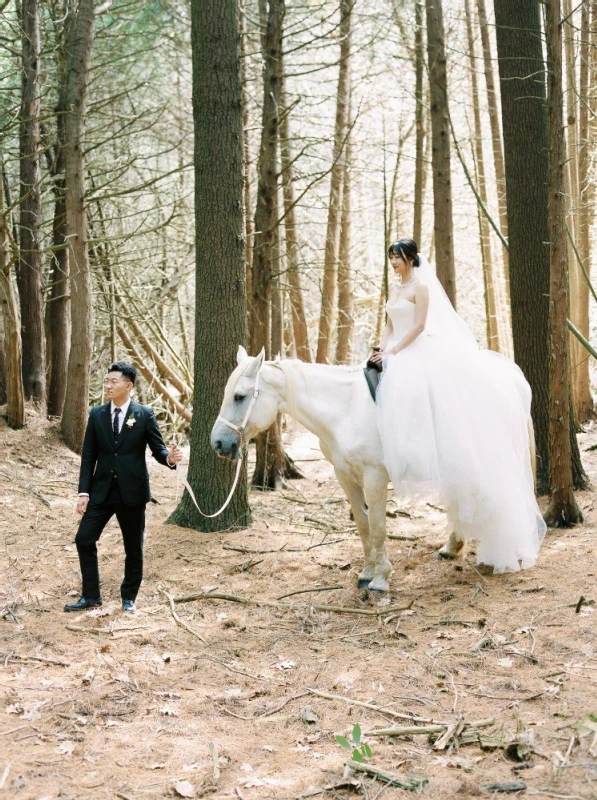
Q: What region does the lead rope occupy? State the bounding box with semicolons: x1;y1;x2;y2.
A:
174;368;261;519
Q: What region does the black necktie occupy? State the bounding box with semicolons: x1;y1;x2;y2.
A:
113;407;121;440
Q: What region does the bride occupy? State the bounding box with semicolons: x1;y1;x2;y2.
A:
370;238;546;573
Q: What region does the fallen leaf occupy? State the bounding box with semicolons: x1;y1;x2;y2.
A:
497;657;513;668
275;660;295;670
159;705;178;716
302;706;318;723
56;741;76;757
174;780;195;798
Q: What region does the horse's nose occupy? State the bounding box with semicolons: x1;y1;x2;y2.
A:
214;439;223;454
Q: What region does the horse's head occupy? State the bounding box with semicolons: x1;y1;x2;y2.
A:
210;346;280;460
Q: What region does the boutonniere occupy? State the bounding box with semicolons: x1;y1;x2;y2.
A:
126;412;137;428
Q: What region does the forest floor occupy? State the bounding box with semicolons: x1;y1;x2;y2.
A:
1;410;597;800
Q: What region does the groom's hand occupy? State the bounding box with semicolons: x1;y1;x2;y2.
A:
76;495;89;516
167;444;183;466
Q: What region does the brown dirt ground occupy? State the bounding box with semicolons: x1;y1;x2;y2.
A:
1;410;597;800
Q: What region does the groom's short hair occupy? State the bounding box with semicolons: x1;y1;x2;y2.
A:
108;361;137;385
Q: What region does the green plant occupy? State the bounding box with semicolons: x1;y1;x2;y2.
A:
335;723;372;763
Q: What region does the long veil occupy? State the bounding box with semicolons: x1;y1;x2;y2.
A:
416;254;478;351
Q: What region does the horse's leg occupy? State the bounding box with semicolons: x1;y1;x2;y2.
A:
363;468;392;592
334;468;374;588
437;499;465;560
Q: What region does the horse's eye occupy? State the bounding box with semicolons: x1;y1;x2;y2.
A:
234;393;245;403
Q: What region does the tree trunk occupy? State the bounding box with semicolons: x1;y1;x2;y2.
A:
543;0;583;526
168;0;251;531
316;0;352;363
573;1;594;420
240;1;253;314
0;158;25;429
46;54;70;418
465;0;499;351
18;0;46;407
335;120;353;365
279;53;311;362
477;0;510;304
494;0;588;493
61;0;95;454
249;0;286;491
413;0;425;246
426;0;456;306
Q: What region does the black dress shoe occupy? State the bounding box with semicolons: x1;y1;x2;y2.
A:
122;599;136;612
64;596;102;612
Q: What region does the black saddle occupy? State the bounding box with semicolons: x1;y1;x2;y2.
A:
363;350;383;401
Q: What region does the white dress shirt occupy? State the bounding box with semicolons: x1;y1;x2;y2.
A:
111;398;131;434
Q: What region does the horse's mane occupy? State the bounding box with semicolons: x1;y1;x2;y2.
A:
272;358;361;422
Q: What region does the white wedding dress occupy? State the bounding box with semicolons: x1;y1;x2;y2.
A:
377;258;546;574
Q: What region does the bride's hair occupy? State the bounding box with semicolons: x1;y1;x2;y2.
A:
388;238;420;267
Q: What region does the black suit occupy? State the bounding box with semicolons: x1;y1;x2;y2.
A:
75;400;174;600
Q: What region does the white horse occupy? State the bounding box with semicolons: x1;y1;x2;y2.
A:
210;346;473;592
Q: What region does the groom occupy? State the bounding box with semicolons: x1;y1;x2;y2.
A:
65;361;183;613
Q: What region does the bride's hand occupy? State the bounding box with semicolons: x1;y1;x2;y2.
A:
370;348;395;362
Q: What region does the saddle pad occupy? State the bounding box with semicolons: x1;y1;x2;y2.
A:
363;366;381;401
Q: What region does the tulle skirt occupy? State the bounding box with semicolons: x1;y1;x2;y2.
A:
376;335;546;573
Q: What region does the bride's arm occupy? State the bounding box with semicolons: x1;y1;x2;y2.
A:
386;284;429;355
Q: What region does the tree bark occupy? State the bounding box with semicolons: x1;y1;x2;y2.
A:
250;0;286;490
46;48;70;418
426;0;456;306
465;0;499;351
240;1;253;313
18;0;46;407
573;0;594;420
543;0;583;526
335;118;353;365
494;0;587;493
316;0;352;363
279;53;311;362
477;0;511;314
168;0;251;531
413;0;425;246
0;158;25;429
61;0;95;454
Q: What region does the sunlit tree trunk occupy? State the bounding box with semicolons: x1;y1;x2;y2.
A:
18;0;46;408
0;158;24;429
61;0;95;453
335;118;353;365
465;0;499;351
168;0;251;531
240;1;253;315
544;0;583;526
316;0;352;363
413;0;425;245
572;1;594;420
426;0;456;306
477;0;510;306
279;52;311;361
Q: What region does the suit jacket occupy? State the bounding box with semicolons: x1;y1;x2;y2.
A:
78;400;175;506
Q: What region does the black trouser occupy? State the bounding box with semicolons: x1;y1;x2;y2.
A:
75;477;145;600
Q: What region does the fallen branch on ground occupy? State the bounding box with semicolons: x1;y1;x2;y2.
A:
306;688;443;724
159;587;207;644
346;761;428;791
173;592;413;617
276;585;343;600
0;652;70;667
367;717;495;737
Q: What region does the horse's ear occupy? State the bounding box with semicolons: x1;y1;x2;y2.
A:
237;345;249;365
244;347;265;378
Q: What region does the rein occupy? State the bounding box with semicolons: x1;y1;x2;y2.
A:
175;367;262;518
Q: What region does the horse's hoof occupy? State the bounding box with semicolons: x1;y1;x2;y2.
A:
358;578;372;589
368;587;385;594
437;549;456;561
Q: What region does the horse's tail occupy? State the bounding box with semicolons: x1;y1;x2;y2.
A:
528;416;537;490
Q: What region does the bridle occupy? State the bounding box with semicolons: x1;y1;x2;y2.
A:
176;364;262;518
